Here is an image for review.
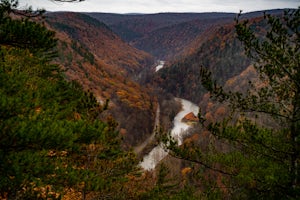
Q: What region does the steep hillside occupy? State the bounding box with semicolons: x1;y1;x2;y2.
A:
154;9;286;103
86;12;236;41
151;22;251;103
47;12;153;75
87;12;236;59
132;17;234;59
45;12;157;147
87;10;284;60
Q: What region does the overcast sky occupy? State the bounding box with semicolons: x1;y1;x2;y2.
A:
18;0;299;13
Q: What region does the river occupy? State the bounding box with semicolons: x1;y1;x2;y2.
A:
139;98;199;170
155;60;165;72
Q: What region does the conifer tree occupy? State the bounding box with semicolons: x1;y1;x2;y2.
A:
0;0;137;199
165;8;300;199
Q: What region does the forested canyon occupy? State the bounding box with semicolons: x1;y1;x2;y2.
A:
1;0;299;199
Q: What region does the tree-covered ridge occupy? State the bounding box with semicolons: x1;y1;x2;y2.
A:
44;11;158;147
163;8;300;199
0;1;138;199
88;11;284;60
87;12;237;41
46;12;154;75
88;12;236;60
152;22;251;103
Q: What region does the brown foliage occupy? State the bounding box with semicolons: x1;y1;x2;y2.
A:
45;12;158;147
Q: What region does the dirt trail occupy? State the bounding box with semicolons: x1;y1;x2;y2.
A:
134;105;160;154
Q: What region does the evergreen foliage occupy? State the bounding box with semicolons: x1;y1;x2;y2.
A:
0;0;137;199
164;8;300;199
0;1;56;58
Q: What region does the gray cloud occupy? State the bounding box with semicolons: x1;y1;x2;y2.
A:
18;0;299;13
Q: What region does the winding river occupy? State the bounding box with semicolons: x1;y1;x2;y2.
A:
140;98;199;170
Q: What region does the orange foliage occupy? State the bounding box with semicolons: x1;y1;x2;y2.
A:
201;130;210;138
181;167;192;176
206;102;214;112
119;128;127;136
215;106;226;117
191;133;200;141
205;112;214;123
62;188;82;200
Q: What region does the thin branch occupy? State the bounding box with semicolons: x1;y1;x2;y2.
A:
243;107;290;120
168;152;238;177
246;33;300;90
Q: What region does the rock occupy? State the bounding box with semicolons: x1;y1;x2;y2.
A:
182;112;198;123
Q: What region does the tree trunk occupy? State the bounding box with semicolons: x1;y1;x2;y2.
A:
290;92;300;197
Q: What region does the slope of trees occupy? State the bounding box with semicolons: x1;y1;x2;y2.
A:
45;11;158;147
152;22;251;103
46;12;154;76
163;8;300;199
0;1;138;199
